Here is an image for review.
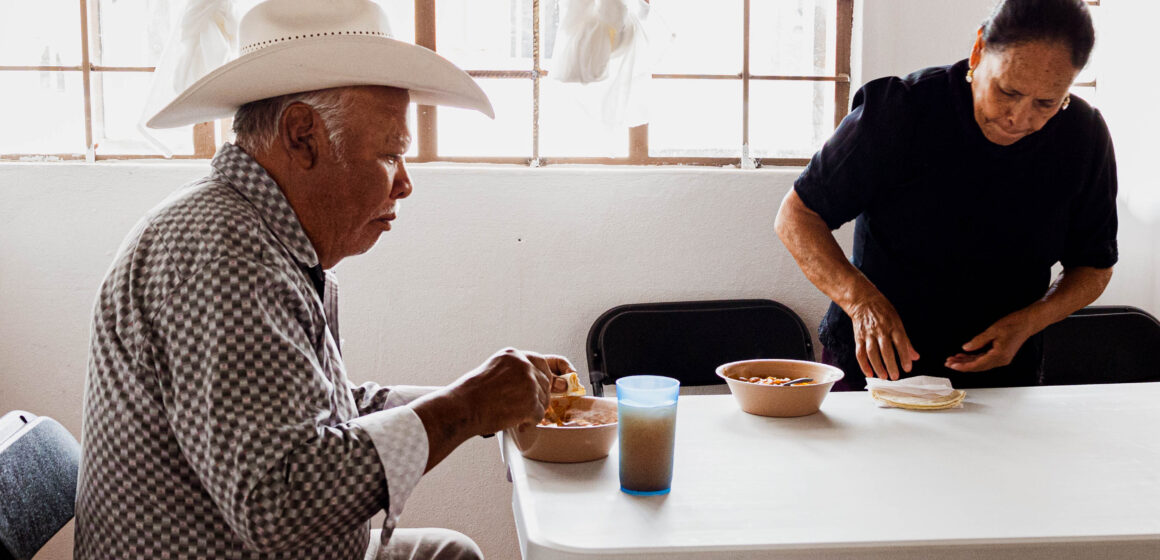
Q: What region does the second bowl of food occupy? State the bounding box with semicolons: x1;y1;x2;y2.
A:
510;396;618;463
716;359;844;417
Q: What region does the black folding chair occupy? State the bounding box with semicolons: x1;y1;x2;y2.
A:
0;411;81;560
1040;305;1160;386
586;299;814;396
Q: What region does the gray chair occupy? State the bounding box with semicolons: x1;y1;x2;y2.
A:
0;411;81;560
586;299;814;396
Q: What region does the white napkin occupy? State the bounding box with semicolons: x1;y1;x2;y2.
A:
864;376;963;409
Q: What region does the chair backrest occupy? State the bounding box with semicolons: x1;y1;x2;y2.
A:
1040;305;1160;386
0;411;81;560
586;299;814;396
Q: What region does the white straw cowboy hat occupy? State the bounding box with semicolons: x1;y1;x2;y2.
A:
146;0;494;129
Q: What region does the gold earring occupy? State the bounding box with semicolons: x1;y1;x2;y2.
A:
1061;95;1071;110
966;67;974;83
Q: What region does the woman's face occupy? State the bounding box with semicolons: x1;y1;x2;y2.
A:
970;39;1079;146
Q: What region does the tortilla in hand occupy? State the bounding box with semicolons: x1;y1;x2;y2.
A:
552;371;587;397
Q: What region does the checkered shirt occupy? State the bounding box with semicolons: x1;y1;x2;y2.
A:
76;143;428;559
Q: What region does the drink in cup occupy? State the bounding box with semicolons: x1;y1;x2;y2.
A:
616;375;679;495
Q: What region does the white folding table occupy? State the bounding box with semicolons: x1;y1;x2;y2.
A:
501;383;1160;559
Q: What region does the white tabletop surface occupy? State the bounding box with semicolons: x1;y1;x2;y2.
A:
501;383;1160;559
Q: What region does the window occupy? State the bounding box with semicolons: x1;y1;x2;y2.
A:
404;0;853;166
0;0;217;160
1;0;852;166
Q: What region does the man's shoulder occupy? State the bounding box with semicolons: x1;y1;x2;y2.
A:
129;176;274;282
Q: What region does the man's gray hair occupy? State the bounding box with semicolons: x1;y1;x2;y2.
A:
232;88;353;156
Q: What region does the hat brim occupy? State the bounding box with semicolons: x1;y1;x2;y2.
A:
146;35;494;129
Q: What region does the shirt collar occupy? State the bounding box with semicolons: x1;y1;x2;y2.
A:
210;143;320;268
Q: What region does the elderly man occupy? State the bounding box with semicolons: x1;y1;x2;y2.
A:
75;1;571;559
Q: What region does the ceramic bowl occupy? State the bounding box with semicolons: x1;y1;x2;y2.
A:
510;396;618;463
716;359;844;417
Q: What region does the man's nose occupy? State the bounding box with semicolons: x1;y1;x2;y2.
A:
392;160;413;199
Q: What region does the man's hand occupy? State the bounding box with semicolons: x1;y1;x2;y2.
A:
410;348;577;472
451;348;578;435
849;293;919;380
945;311;1036;372
526;354;579;395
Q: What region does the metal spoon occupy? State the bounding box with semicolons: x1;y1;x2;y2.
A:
776;377;813;386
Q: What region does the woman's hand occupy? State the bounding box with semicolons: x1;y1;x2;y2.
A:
848;293;919;380
775;190;920;379
946;311;1036;372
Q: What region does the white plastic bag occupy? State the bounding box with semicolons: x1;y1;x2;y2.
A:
138;0;239;156
550;0;667;128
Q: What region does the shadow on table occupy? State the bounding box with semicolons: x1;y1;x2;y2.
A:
706;408;858;442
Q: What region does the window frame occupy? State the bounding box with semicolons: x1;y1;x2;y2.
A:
0;0;216;161
1;0;854;166
412;0;854;168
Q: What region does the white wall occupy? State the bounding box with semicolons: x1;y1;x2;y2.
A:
855;0;994;85
4;1;1158;559
2;160;1157;560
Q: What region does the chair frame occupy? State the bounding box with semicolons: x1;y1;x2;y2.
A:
1040;304;1160;386
586;299;814;396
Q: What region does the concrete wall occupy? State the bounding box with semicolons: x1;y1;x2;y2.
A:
4;1;1157;559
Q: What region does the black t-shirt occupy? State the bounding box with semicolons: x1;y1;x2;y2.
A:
794;59;1118;389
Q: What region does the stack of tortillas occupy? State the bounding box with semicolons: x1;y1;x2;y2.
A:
865;376;965;410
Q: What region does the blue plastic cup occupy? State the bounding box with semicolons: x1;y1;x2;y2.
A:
616;375;680;495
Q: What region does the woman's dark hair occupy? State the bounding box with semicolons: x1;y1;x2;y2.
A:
982;0;1095;69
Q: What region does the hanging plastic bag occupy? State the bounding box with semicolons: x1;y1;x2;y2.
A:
138;0;239;157
550;0;668;128
552;0;629;83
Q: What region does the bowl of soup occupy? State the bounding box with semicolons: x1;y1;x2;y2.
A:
716;359;844;417
509;396;618;463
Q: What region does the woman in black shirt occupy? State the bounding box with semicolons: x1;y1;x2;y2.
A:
776;0;1117;390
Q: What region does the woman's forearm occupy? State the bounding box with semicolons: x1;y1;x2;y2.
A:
774;190;878;312
1021;265;1114;333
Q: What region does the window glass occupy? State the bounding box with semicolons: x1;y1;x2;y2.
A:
93;71;195;155
436;0;534;71
437;78;532;157
540;80;629;157
0;71;86;154
95;0;177;67
749;80;836;159
651;0;742;75
750;0;836;76
648;79;741;157
0;0;82;66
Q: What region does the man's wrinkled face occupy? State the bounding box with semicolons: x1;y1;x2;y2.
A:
317;87;413;262
971;40;1078;146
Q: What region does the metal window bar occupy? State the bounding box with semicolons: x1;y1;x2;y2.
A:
3;0;856;164
0;0;214;161
410;0;853;168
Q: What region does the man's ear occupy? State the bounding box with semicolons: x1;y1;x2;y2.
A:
280;103;320;170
